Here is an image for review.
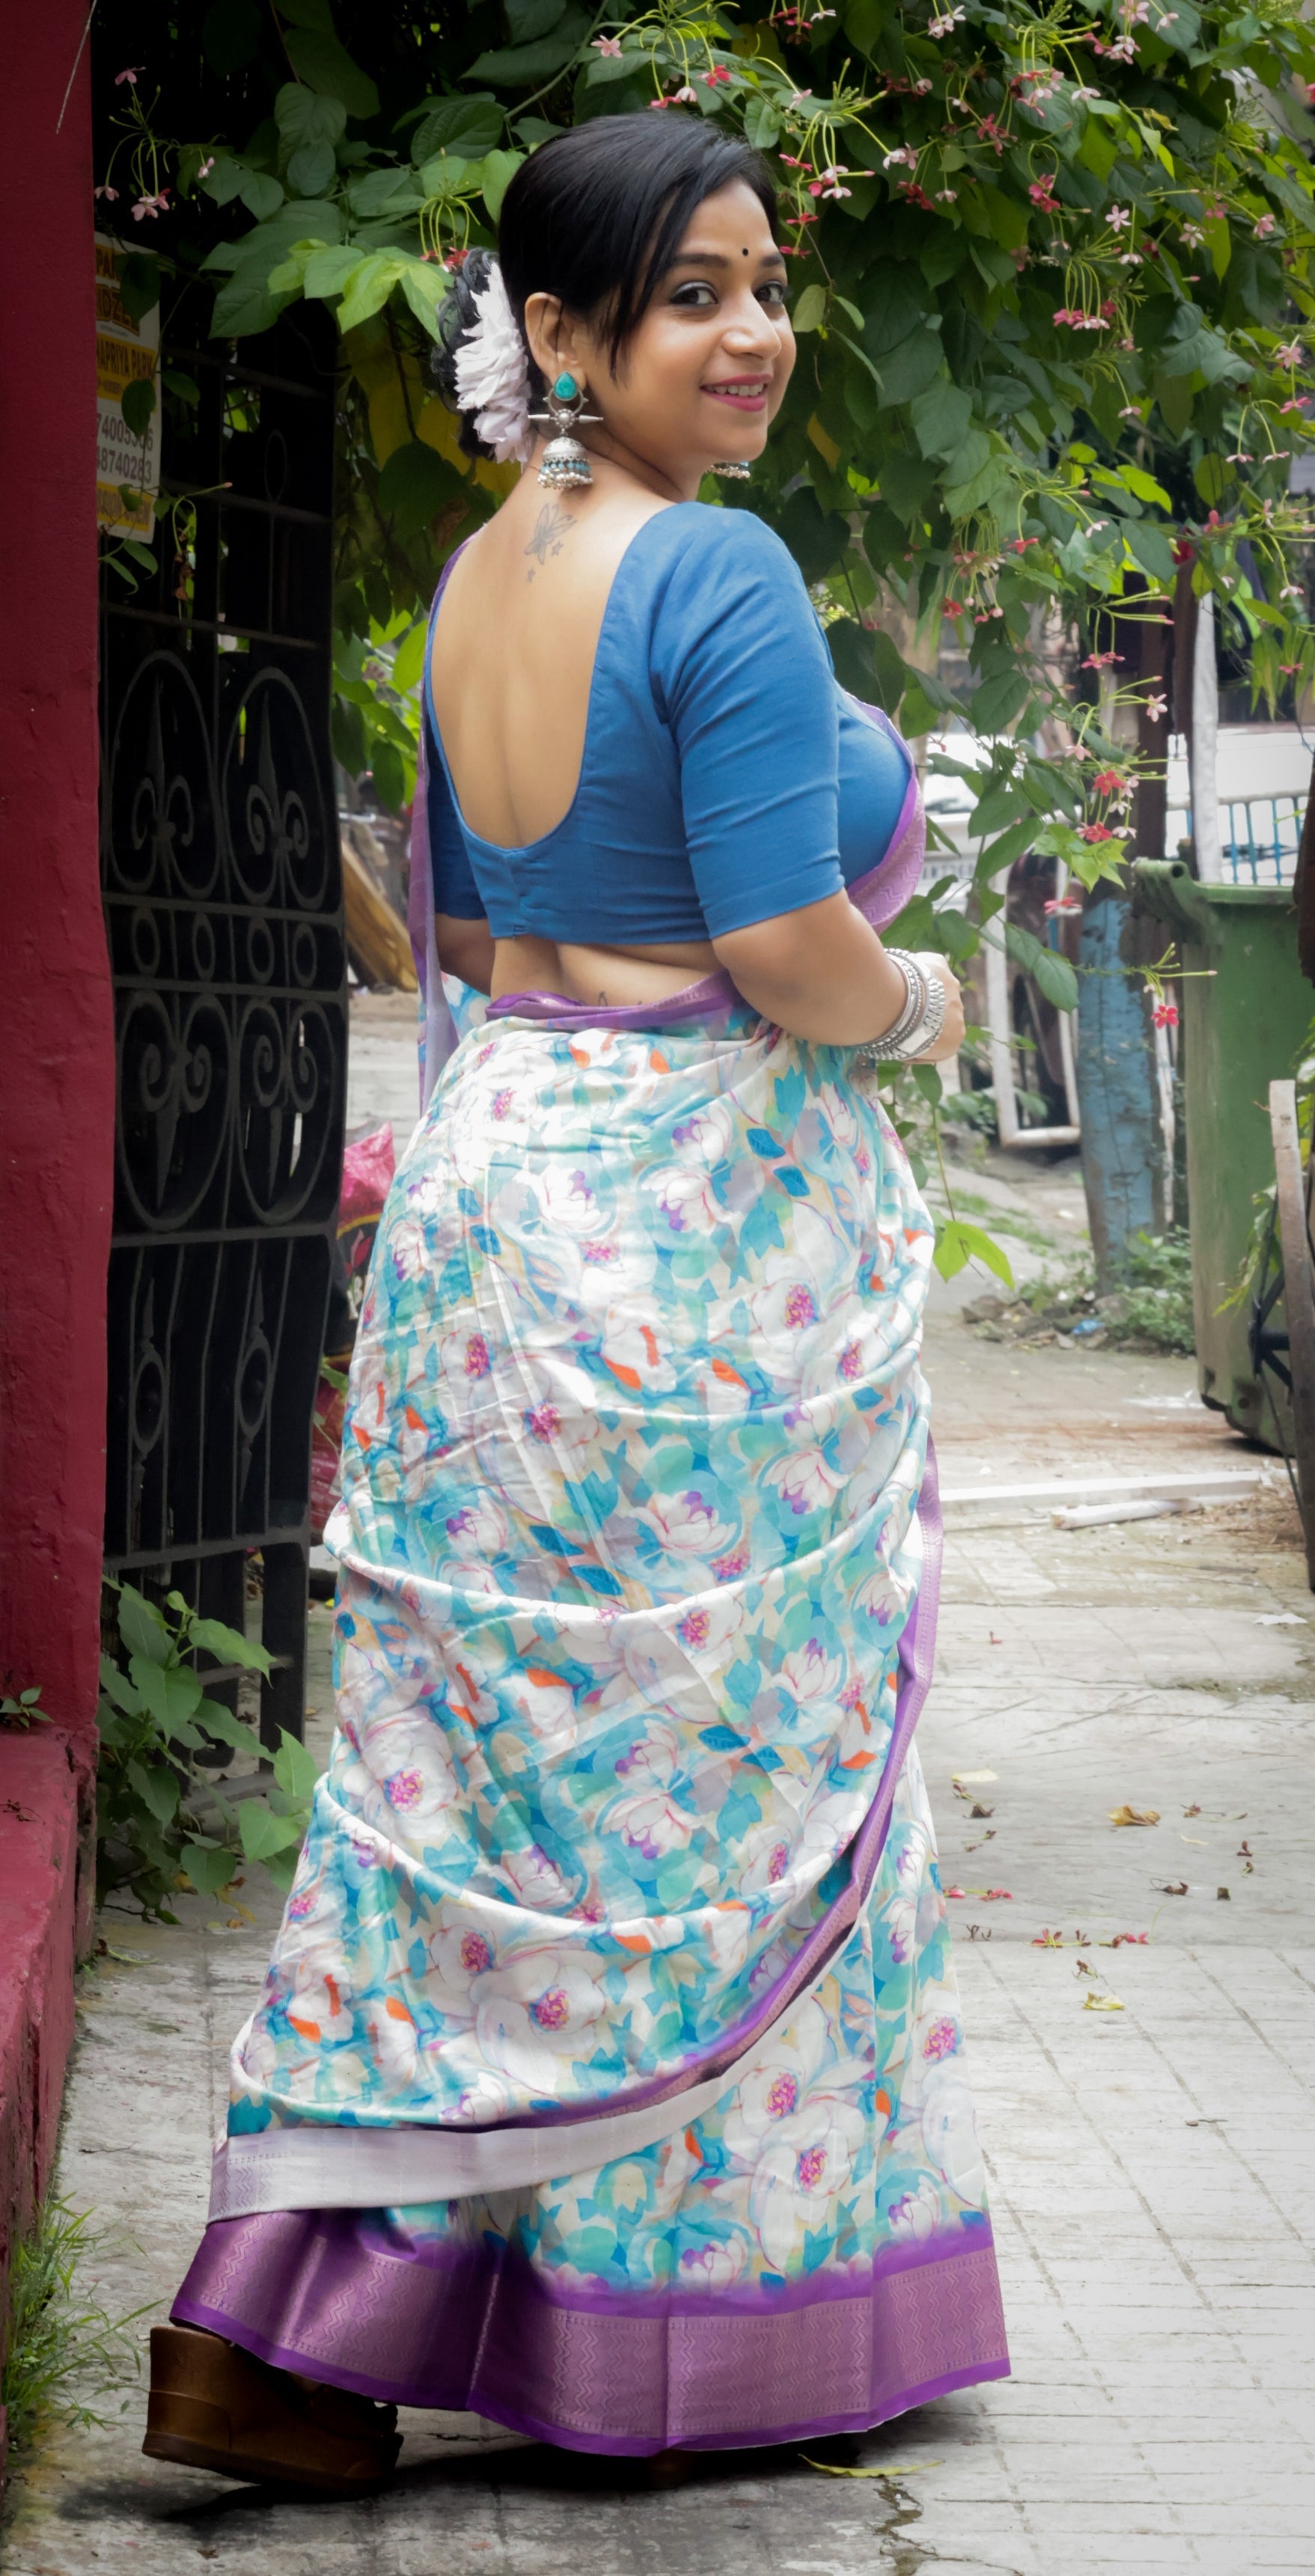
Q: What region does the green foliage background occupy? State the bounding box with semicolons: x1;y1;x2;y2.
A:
99;0;1315;942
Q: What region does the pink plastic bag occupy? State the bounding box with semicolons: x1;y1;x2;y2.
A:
310;1124;397;1543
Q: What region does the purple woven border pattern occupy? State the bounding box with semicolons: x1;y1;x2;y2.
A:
174;2217;1007;2455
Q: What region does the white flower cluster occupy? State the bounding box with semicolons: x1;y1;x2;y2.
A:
453;262;534;467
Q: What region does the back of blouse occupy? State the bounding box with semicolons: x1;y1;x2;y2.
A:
424;502;912;947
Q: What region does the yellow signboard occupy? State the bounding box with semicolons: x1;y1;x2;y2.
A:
95;234;161;541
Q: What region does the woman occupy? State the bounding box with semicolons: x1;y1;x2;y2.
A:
145;112;1008;2492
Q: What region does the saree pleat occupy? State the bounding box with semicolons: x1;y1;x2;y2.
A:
176;1000;1008;2450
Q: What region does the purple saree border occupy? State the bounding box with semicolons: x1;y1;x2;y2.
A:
174;2212;1007;2455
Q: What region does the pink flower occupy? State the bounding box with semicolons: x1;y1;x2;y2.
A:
1081;651;1123;669
703;63;733;85
132;190;169;220
591;33;623;53
1144;692;1168;722
1044;896;1081;915
1152;998;1179;1029
1107;204;1131;232
1274;341;1305;369
1080;823;1116;844
1254;213;1277;239
1093;768;1128;794
673;84;697;103
115;64;143;85
1029;175;1059;206
94;184;120;201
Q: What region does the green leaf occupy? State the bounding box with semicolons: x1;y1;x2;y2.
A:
390;620;428;692
371;737;406;812
117;1585;171;1668
466;4;589;83
909;377;973;463
507;0;568;34
979;819;1038;874
299;246;359;301
239;170;285;222
481;147;524;226
188;1615;273;1674
273;1729;321;1806
126;1759;182;1828
971;783;1031;839
395;264;445;338
933;1220;1015;1289
117;253;161;326
275;82;347;156
120;378;156;439
238;1803;307;1862
195;1701;264;1762
412;97;503;165
282;27;380;119
287;140;338;196
129;1657;203;1736
969;668;1029;733
278;0;336;25
875;328;944;407
793;284;827;334
376;437;463;535
743;94;781;151
1125;518;1177;584
181;1840;241;1896
1005;920;1078;1011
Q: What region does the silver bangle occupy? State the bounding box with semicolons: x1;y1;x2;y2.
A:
853;950;926;1067
853;952;947;1067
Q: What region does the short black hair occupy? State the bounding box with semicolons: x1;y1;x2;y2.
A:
433;111;778;459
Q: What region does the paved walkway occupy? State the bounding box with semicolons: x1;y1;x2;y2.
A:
4;1174;1314;2576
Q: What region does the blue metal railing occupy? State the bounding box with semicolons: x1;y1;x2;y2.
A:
1167;794;1302;884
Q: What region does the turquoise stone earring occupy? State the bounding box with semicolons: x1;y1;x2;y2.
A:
529;371;602;490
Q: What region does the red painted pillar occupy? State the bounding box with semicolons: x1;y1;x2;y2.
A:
0;5;113;1766
0;4;114;2347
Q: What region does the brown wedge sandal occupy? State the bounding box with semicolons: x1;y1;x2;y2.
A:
143;2324;401;2496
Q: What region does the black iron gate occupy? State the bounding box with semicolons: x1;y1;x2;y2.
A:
100;304;347;1747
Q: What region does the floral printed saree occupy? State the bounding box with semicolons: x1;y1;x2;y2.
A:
174;725;1008;2455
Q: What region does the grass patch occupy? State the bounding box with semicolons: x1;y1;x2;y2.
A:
968;1228;1195;1355
1;2196;147;2461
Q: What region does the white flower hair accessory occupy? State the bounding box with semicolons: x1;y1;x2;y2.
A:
453;261;534;466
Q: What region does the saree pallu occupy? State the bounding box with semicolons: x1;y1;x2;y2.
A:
175;993;1010;2452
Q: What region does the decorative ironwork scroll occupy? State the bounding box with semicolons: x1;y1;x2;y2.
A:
101;305;347;1746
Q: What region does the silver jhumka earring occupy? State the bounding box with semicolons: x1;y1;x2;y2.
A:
712;460;751;480
530;372;602;490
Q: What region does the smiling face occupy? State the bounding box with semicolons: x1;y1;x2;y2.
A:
523;179;795;496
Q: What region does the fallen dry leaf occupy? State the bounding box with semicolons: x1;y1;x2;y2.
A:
802;2458;944;2480
1109;1805;1161;1828
970;1802;994;1818
967;1923;992;1940
1217;1884;1231;1901
1156;1880;1189;1896
1083;1993;1125;2012
1075;1958;1096;1976
1183;1802;1202;1817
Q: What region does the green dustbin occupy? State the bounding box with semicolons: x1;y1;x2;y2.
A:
1132;859;1311;1447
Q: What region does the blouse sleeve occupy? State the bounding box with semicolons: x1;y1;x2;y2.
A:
424;698;487;923
649;510;844;938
